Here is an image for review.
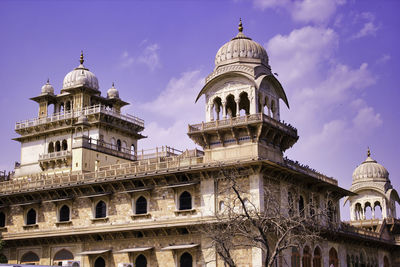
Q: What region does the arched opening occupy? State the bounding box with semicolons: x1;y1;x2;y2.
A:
94;256;106;267
288;191;294;216
179;191;192;210
355;202;363;220
271;100;277;119
364;202;372;220
327;200;335;223
122;141;127;153
136;196;147;215
48;103;55;115
263;96;270;116
26;208;37;225
59;205;70;222
313;246;321;267
225;94;236;118
95;201;107;218
239;92;250;116
374;201;382;219
299;196;305;217
110;138;116;150
65;101;71;112
60;103;64;113
302;246;311;267
291;247;300;267
21;251;39;265
384;256;390;267
62;140;68;151
219;201;225;212
0;212;5;227
55;141;61;152
135;254;147;267
117;139;122;152
0;253;7;263
360;252;366;267
213;97;222;121
329;248;338;267
54;249;74;266
48;142;54;153
180;252;192;267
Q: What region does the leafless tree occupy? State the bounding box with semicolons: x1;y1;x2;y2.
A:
202;165;330;267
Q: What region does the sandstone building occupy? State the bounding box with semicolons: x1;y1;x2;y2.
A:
0;21;399;267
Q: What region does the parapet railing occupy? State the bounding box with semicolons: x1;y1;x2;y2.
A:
283;158;338;186
335;222;383;240
188;113;297;135
39;151;72;161
15;104;144;130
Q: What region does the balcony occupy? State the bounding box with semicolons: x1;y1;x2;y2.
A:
15;104;144;131
38;151;72;170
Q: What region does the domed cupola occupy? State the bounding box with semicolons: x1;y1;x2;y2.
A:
107;82;120;99
214;19;269;69
62;52;99;91
352;148;389;184
41;79;54;95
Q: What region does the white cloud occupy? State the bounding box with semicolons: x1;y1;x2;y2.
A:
119;51;134;68
254;0;345;24
266;25;380;173
376;54;391;64
137;70;205;150
351;12;380;39
138;43;161;71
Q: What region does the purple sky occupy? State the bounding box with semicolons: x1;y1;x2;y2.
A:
0;0;399;219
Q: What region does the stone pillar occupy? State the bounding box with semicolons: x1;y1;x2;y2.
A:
235;97;240;117
210;104;214;121
249;173;264;212
200;177;215;216
222;101;227;119
252;247;263;267
249;87;257;115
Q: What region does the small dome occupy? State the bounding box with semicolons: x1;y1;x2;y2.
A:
41;79;54;94
107;82;119;99
62;52;99;91
215;19;269;68
352;149;389;183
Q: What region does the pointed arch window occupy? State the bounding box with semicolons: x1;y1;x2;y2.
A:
180;252;193;267
135;254;147;267
95;201;107;218
179;191;192;210
59;205;70;222
135;196;147;215
302;246;311;267
21;251;39;264
94;257;106;267
26;208;37;225
313;246;321;267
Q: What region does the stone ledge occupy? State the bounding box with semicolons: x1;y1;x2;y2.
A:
0;227;7;232
90;217;109;223
55;221;72;226
131;213;151;219
174;209;197;215
23;224;38;229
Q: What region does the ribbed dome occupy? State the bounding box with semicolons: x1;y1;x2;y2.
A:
215;20;269;68
352;150;389;183
62;52;99;91
107;82;119;99
41;79;54;95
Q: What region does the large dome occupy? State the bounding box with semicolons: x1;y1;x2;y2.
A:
62;52;99;91
352;149;389;183
215;20;269;68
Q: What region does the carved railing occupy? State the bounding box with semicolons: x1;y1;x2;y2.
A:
188;113;297;135
39;151;72;161
283;158;337;185
15;104;144;130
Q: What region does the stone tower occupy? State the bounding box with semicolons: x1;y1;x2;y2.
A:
188;20;298;163
347;149;400;221
13;52;145;177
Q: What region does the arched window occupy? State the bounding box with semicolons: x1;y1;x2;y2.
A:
288;191;294;216
302;246;311;267
95;201;107;218
59;205;70;222
374;201;382;219
180;252;192;267
48;142;54;153
55;141;61;152
179;191;192;210
65;101;71;111
219;201;225;212
135;254;147;267
131;144;135;156
355;202;363;220
225;94;236;118
117;139;122;151
364;202;372;220
263;96;270;116
313;246;321;267
21;251;39;264
94;256;106;267
136;196;147;215
62;140;68;151
291;247;300;267
110;138;116;149
299;196;305;217
0;212;5;227
239;92;250;116
384;256;390;267
329;248;338;267
271;100;277;119
122;141;127;152
26;208;37;225
53;249;73;265
213;97;222;120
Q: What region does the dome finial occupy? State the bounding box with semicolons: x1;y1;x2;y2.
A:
367;147;371;157
47;78;49;84
238;18;243;33
80;50;84;65
112;82;115;87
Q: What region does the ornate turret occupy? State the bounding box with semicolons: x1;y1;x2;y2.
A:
188;20;298;163
347;149;400;222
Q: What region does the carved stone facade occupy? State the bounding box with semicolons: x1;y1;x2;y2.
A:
0;21;399;267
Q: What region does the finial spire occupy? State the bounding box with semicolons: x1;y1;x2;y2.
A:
112;82;115;87
47;78;49;84
238;18;243;33
80;50;84;65
367;147;371;157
